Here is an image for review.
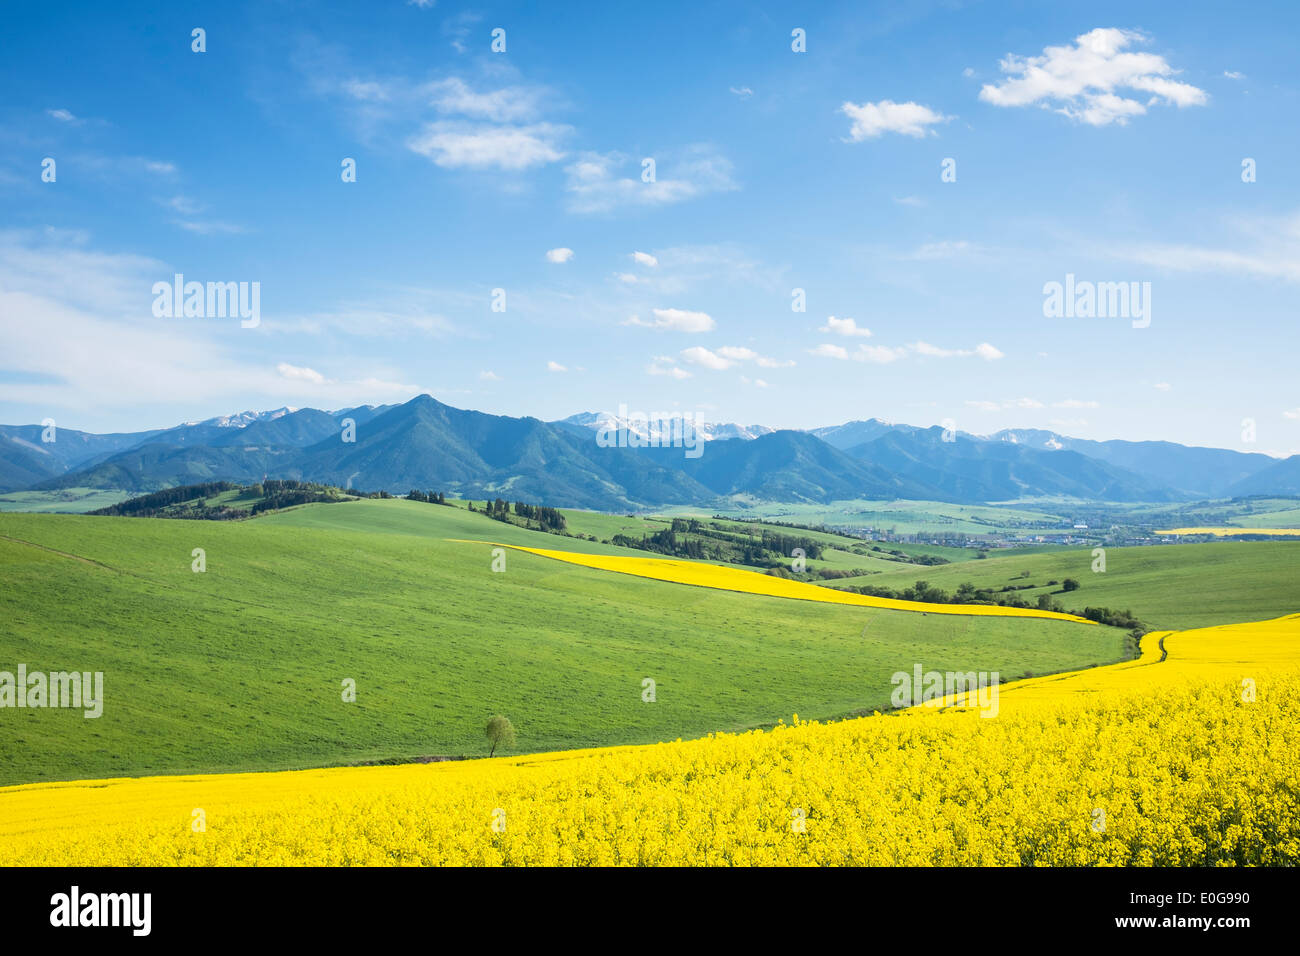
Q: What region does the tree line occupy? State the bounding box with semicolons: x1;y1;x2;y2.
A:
469;498;567;532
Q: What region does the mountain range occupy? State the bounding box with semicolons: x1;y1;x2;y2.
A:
2;395;1295;509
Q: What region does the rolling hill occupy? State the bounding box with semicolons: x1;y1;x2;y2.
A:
0;498;1117;785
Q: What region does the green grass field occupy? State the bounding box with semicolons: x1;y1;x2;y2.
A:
836;540;1300;629
0;488;132;514
0;499;1120;786
662;498;1069;535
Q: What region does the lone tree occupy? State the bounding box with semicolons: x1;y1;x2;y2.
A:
1062;578;1081;592
485;715;516;757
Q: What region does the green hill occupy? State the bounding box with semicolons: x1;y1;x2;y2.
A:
0;499;1117;786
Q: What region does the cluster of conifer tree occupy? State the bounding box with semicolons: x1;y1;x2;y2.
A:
406;489;449;504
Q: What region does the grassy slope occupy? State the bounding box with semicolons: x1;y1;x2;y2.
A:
0;499;1116;786
0;488;131;513
840;541;1300;629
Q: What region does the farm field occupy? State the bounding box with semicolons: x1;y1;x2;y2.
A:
0;488;131;514
0;500;1118;786
4;613;1295;866
832;540;1300;630
1156;527;1300;537
488;542;1091;622
661;498;1067;536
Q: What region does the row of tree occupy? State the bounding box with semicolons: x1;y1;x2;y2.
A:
831;578;1144;632
89;481;241;516
406;490;449;504
469;498;567;532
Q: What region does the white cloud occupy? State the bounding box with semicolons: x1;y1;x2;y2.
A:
0;231;427;412
407;121;568;170
545;247;574;263
912;341;1003;360
564;147;737;214
277;363;328;385
820;316;872;337
426;77;546;123
479;370;500;381
312;62;566;174
156;195;243;235
680;346;735;370
46;108;78;123
1054;399;1100;408
979;28;1207;127
810;340;942;364
1116;213;1300;283
625;307;716;333
808;343;849;360
729;86;754;98
671;342;791;368
547;360;568;372
812;338;1000;363
1154;382;1171;391
1224;70;1244;80
893;195;925;207
281;298;456;338
162;195;204;216
631;251;658;267
840;100;952;139
853;345;907;363
647;356;691;379
968;397;1046;411
342;79;391;102
174;220;246;236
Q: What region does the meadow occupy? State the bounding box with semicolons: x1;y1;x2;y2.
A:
0;488;130;514
660;498;1066;536
4;613;1295;866
0;500;1118;786
834;539;1300;629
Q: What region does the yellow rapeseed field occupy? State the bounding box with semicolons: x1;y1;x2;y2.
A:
1156;527;1300;537
3;613;1297;866
470;542;1094;622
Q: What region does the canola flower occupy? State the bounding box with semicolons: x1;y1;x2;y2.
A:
1156;527;1300;537
1;614;1297;866
465;542;1093;623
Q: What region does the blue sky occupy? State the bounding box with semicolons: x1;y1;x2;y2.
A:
2;0;1298;454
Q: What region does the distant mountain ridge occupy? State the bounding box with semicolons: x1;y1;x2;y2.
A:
557;411;777;443
1;396;1293;508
